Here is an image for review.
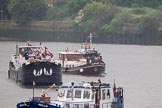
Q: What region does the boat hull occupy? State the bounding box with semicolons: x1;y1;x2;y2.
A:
62;62;105;76
8;62;62;86
17;100;61;108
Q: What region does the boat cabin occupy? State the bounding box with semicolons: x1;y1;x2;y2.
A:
58;52;86;68
80;42;91;52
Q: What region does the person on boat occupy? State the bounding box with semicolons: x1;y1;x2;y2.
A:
27;48;35;62
27;48;33;56
22;49;29;60
44;47;53;59
86;57;90;64
41;89;48;97
33;49;41;59
27;41;32;46
65;47;69;52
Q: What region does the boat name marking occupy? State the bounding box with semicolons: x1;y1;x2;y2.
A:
33;68;53;76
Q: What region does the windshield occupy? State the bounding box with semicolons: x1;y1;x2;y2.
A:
74;90;81;98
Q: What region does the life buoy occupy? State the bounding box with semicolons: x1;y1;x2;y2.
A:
80;68;83;72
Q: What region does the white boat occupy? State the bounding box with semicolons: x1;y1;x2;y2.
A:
51;80;124;108
17;79;124;108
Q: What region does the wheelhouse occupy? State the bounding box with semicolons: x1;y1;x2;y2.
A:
58;52;86;68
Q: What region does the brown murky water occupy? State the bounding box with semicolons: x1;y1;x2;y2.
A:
0;41;162;108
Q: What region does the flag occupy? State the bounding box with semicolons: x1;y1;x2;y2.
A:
113;79;116;97
27;41;32;46
65;47;69;52
32;81;36;99
33;81;36;86
45;47;53;57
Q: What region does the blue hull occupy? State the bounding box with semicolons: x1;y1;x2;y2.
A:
17;100;61;108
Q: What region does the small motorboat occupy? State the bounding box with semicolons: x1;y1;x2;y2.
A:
17;100;61;108
17;84;61;108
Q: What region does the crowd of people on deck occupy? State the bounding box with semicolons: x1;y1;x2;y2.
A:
85;50;103;64
19;42;54;63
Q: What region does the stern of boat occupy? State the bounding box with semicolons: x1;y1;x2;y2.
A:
19;62;62;86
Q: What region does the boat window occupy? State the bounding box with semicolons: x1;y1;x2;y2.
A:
83;90;90;99
58;89;65;97
107;89;110;99
74;90;81;98
92;90;95;99
66;54;83;61
102;89;106;100
66;65;68;68
66;89;73;98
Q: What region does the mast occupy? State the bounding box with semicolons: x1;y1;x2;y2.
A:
89;33;92;49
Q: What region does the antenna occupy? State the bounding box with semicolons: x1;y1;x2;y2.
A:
89;33;92;49
32;81;36;100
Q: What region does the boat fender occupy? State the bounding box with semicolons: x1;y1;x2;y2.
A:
89;59;92;63
80;68;83;72
8;70;10;79
94;67;98;72
82;83;91;88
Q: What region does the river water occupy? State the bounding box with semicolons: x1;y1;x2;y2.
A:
0;41;162;108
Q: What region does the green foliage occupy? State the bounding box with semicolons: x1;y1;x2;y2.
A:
131;8;147;15
138;15;159;33
81;2;119;32
66;0;91;16
7;0;17;12
0;0;11;19
30;1;47;20
104;0;162;8
0;0;8;6
157;5;162;11
102;18;123;32
131;3;140;8
45;0;69;21
8;0;47;25
81;20;98;32
6;0;162;36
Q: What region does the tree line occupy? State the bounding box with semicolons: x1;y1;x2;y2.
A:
1;0;162;44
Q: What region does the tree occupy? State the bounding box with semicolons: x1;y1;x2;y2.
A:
8;0;48;25
138;15;159;33
81;2;119;32
0;0;10;20
102;18;123;32
103;0;162;8
66;0;91;17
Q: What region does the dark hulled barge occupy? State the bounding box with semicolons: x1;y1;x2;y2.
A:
8;43;62;86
